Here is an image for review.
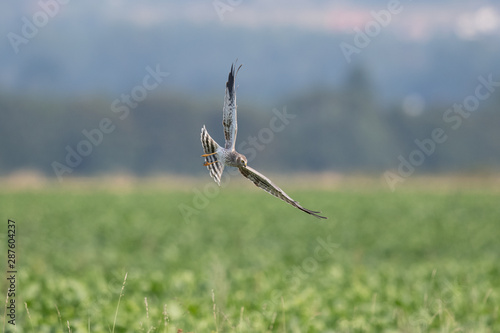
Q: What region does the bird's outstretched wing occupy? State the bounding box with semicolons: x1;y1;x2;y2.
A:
222;63;242;150
238;165;327;219
201;125;224;185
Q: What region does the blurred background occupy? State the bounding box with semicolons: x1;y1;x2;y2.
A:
1;0;500;181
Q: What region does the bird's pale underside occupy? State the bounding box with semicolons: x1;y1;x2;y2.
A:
201;63;326;219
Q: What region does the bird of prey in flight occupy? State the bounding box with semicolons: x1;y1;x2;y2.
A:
200;63;326;219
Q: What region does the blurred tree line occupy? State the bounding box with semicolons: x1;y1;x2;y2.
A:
1;68;500;178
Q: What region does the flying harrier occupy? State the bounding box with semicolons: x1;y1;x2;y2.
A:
200;63;326;219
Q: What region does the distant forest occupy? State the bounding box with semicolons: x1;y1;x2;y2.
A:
2;68;500;179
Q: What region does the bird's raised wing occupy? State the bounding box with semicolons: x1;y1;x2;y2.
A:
239;165;327;219
222;63;242;150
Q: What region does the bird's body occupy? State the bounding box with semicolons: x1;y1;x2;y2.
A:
220;148;247;168
201;63;326;219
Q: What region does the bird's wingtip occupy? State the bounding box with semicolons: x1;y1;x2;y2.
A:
300;207;327;219
227;61;243;94
227;65;235;94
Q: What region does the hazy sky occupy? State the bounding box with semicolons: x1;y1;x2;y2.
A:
2;1;500;101
97;1;498;40
3;1;500;39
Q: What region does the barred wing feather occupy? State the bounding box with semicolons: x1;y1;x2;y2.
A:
222;63;241;150
238;165;326;219
201;125;224;185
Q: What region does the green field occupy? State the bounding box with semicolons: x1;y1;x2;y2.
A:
1;181;500;332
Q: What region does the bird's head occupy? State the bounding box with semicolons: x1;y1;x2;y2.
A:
236;154;247;168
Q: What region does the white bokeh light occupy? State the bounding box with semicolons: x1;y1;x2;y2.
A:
455;6;499;39
402;93;425;117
